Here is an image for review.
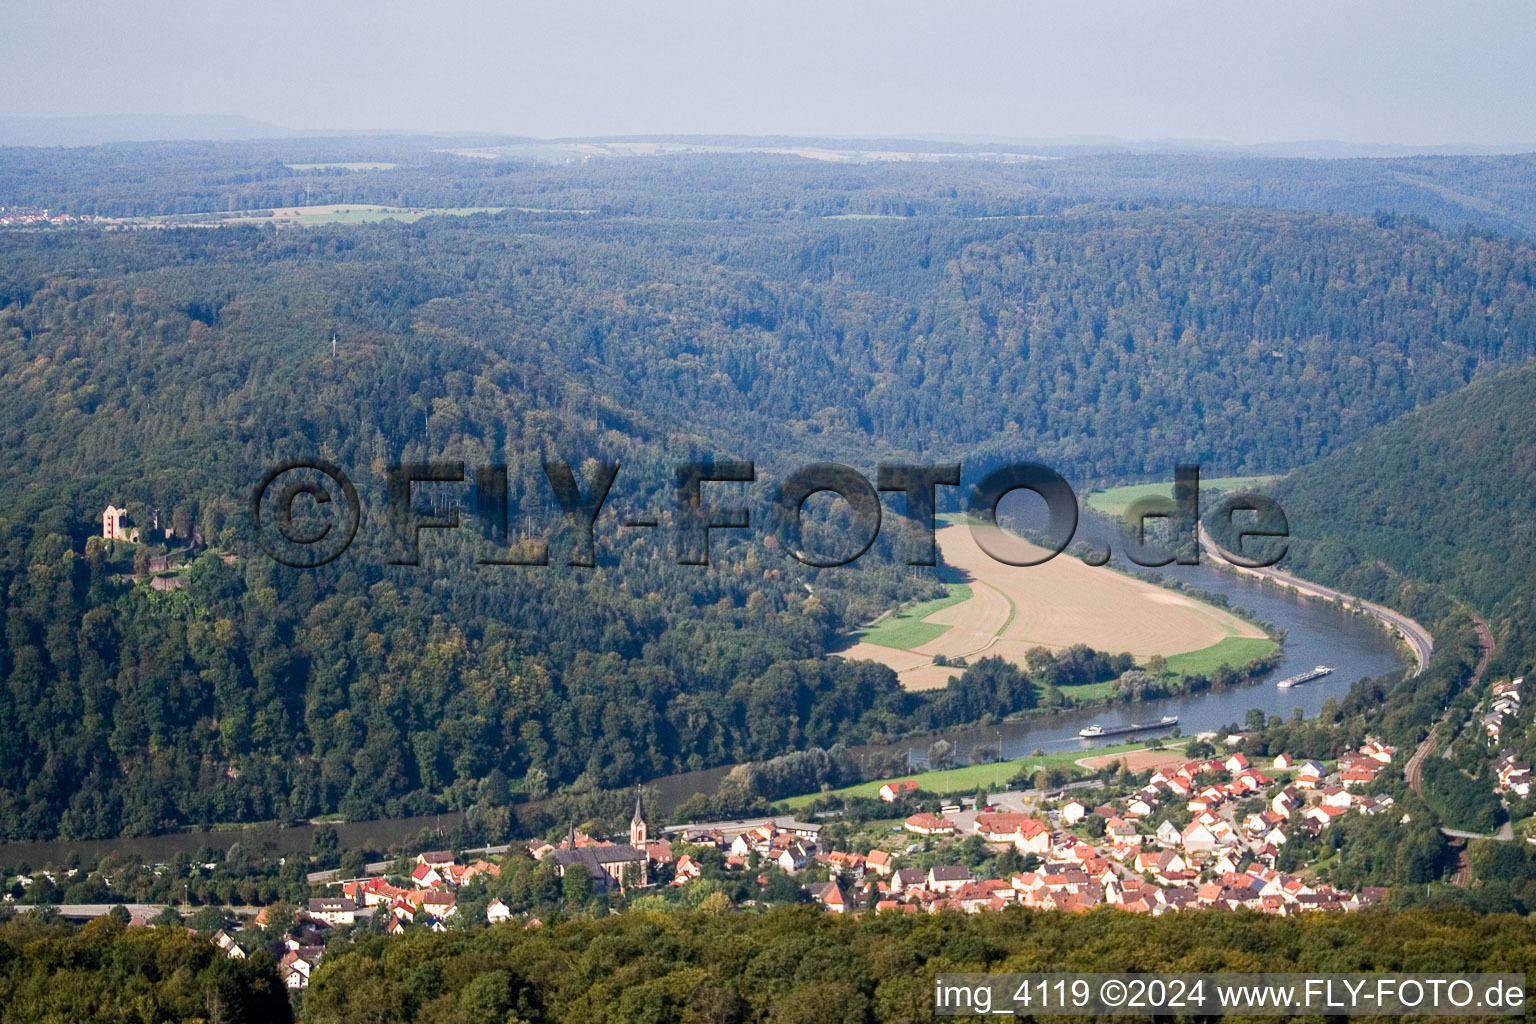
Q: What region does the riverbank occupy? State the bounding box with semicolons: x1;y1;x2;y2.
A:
777;738;1190;809
1196;523;1433;676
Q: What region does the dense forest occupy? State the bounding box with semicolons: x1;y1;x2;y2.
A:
1273;362;1536;678
299;905;1535;1024
3;903;1532;1023
0;912;291;1024
1;152;1535;841
1264;363;1536;847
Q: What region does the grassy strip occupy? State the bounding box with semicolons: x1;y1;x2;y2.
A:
855;584;972;650
1163;635;1279;677
778;740;1185;808
1086;475;1281;519
1055;680;1117;701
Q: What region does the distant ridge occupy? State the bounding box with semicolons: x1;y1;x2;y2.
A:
2;119;1533;157
0;114;301;147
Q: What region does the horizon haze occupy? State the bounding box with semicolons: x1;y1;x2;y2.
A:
4;1;1536;148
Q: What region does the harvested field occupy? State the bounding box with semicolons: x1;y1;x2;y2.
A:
840;522;1270;690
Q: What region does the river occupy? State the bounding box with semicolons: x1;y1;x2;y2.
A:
0;511;1407;867
643;509;1408;809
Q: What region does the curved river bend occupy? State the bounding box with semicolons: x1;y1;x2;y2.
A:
646;511;1409;809
0;515;1409;864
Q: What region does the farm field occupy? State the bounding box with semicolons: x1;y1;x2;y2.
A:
1076;747;1191;773
1086;475;1281;519
854;584;973;649
233;205;505;225
838;521;1272;690
1164;635;1277;676
120;205;510;228
284;162;400;171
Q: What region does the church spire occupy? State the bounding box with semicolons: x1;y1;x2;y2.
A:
629;793;647;847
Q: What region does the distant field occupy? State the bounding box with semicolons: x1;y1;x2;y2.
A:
284;162;400;171
233;205;505;226
855;585;973;650
778;740;1183;808
1086;475;1281;518
440;141;1057;165
838;521;1268;691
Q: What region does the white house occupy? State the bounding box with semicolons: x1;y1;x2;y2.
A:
927;865;973;894
777;843;813;874
1125;796;1156;818
1180;820;1218;853
975;813;1051;855
306;898;356;926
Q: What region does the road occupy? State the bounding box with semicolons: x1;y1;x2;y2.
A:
11;903;265;920
1441;822;1515;842
1197;525;1434;675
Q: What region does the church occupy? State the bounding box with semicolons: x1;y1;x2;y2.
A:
549;797;651;890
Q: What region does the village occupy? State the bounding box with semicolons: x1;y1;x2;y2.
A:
770;739;1403;918
4;498;1523;988
0;503;1445;993
154;737;1416;989
8;670;1535;994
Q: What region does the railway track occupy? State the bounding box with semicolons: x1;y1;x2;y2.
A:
1406;612;1493;800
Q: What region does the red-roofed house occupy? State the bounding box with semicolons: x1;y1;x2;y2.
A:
905;813;956;835
974;813;1050;854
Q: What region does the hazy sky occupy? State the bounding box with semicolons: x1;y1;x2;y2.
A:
6;1;1535;144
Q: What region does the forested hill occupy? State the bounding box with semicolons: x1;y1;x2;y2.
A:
2;207;1533;485
0;179;1534;840
1273;361;1536;673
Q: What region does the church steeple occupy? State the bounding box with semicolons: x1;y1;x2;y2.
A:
629;793;647;847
